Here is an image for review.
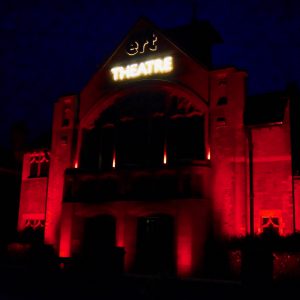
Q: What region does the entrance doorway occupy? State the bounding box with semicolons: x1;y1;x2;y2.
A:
135;214;175;275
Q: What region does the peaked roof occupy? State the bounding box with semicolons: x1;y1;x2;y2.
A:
101;17;170;71
100;17;221;72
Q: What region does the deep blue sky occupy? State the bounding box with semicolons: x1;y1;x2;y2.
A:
1;0;300;146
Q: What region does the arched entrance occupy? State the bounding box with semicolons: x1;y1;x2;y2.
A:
135;214;175;275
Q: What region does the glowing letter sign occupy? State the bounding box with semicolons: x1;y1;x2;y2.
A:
111;56;173;81
126;33;158;56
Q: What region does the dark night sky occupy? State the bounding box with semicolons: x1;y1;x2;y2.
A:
1;0;300;146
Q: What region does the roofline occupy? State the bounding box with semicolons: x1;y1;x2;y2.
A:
210;66;248;76
83;17;211;89
246;121;284;128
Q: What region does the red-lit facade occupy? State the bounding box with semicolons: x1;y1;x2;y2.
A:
17;19;298;277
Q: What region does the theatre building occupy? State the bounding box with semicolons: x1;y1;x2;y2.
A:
17;18;300;277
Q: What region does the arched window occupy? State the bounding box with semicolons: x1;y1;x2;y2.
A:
40;161;49;177
261;217;280;235
21;219;45;243
29;152;50;178
79;91;206;170
167;115;205;164
29;161;38;178
62;102;72;128
117;118;148;168
80;129;101;169
217;96;228;106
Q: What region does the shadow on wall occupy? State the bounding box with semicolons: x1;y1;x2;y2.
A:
201;218;274;282
202;220;231;279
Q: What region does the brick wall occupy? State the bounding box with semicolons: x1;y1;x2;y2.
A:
251;108;293;235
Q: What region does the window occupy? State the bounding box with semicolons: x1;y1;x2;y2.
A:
22;219;45;242
29;161;38;178
24;219;45;229
29;152;50;178
117;118;148;168
261;216;280;235
62;117;70;127
217;96;228;106
216;117;226;125
79;92;206;170
62;104;72;127
80;129;101;169
40;161;49;177
167;115;205;164
216;117;226;122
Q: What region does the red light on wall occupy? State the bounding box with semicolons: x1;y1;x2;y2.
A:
59;238;71;258
177;216;192;277
177;236;192;277
116;219;124;248
59;204;72;258
74;161;78;168
259;210;283;235
207;147;210;160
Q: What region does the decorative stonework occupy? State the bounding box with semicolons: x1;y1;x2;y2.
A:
24;219;45;229
29;151;50;178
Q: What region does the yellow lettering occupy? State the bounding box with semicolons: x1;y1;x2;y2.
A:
164;56;173;72
111;56;173;81
137;62;148;76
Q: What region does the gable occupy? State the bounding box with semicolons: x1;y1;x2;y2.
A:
80;18;210;121
108;19;175;81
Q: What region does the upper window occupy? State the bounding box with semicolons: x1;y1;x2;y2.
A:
261;216;280;235
29;152;50;178
21;219;45;243
80;92;206;170
167;115;205;164
62;103;72;127
217;96;228;106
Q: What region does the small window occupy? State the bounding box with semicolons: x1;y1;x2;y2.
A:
261;216;280;235
22;219;45;243
217;96;228;106
216;117;226;123
40;161;49;177
28;152;50;178
24;219;45;230
29;161;38;177
117;119;148;168
62;118;70;127
167;115;205;164
62;105;72;128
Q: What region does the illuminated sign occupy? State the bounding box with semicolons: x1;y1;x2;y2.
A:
126;33;158;56
111;56;173;81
